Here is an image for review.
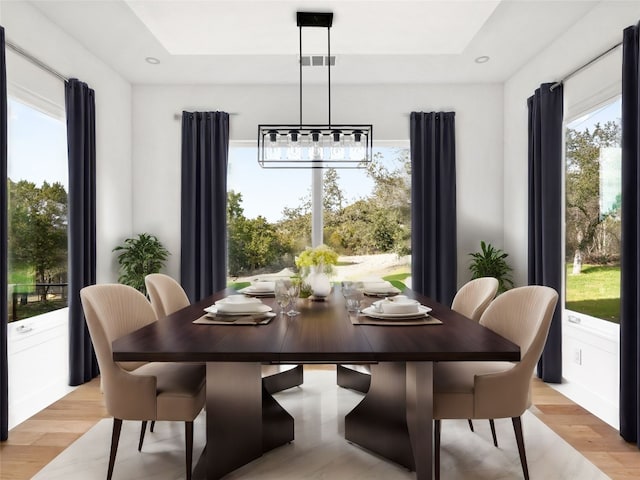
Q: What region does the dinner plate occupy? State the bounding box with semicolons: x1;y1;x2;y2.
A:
204;304;273;315
361;305;432;320
238;286;275;296
363;286;401;296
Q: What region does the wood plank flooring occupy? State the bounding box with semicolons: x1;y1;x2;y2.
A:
1;371;639;480
530;378;640;480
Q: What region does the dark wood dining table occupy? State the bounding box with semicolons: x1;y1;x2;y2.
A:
112;286;520;480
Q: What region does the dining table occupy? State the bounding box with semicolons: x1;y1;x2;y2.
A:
111;286;520;480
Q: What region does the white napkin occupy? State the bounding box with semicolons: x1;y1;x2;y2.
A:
375;299;420;314
212;295;264;313
363;280;394;293
250;281;275;292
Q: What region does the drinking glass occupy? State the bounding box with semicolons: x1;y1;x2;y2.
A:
274;280;290;315
286;280;300;317
344;281;363;313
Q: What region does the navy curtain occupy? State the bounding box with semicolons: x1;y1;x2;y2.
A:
180;111;229;302
66;78;99;386
0;26;9;441
410;111;457;306
620;22;640;446
527;83;563;383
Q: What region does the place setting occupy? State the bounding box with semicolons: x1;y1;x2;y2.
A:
361;279;402;297
347;290;442;326
193;294;276;325
238;280;276;297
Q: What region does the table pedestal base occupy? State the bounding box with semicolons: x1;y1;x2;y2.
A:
336;364;371;393
345;362;433;479
193;362;294;479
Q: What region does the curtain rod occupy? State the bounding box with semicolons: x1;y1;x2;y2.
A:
5;39;69;83
550;41;622;91
174;112;237;120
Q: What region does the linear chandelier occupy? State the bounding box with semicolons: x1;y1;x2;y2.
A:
258;12;373;169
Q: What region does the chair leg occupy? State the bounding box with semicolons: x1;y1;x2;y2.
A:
150;420;155;432
185;421;194;480
107;418;122;480
467;419;474;432
434;419;441;480
489;419;498;447
512;416;530;480
138;421;147;452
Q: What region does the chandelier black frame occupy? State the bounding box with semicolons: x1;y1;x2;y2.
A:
257;12;373;169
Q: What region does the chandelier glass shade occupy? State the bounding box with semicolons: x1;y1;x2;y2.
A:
257;12;373;169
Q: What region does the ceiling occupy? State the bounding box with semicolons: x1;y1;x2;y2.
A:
25;0;605;85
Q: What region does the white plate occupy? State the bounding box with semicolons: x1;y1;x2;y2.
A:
363;286;401;296
204;304;272;315
361;305;432;320
238;286;275;295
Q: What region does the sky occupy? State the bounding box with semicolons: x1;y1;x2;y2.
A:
228;145;409;223
568;96;621;133
7;98;68;189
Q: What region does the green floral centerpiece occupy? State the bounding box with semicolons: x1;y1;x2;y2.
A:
295;245;338;298
295;244;339;275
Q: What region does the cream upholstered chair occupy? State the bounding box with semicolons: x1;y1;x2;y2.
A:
433;285;558;480
145;273;191;319
451;277;499;322
451;277;499;441
80;284;205;480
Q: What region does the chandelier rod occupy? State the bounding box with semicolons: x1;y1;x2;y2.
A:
327;23;331;128
299;24;303;127
297;14;333;128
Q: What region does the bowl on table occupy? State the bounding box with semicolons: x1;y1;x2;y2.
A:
373;296;420;314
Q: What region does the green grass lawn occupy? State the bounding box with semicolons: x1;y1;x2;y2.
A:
565;264;620;323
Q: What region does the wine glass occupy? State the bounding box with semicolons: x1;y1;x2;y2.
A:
286;280;300;317
274;280;290;316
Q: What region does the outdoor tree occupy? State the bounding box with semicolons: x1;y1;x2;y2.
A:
365;149;412;255
227;190;291;275
8;179;68;301
227;149;413;276
565;120;621;273
322;168;344;213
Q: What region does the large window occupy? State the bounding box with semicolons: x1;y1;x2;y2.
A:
564;97;621;323
7;97;68;322
227;145;411;284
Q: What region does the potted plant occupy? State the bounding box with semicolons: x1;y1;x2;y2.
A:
113;233;169;296
295;245;339;298
468;241;514;294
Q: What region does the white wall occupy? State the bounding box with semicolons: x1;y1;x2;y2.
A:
503;1;640;286
1;1;133;283
132;83;504;283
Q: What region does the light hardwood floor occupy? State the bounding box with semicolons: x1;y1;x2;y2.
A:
1;371;639;480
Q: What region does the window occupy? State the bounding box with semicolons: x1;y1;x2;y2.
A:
564;97;621;323
7;97;68;322
227;144;411;285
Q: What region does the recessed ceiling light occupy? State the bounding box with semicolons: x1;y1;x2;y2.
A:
145;57;160;65
475;56;490;64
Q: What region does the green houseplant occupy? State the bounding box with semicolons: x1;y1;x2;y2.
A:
113;233;169;295
469;241;514;294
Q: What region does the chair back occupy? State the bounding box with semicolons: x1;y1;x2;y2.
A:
480;285;558;364
474;285;558;417
145;273;191;318
451;277;499;321
80;284;158;419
